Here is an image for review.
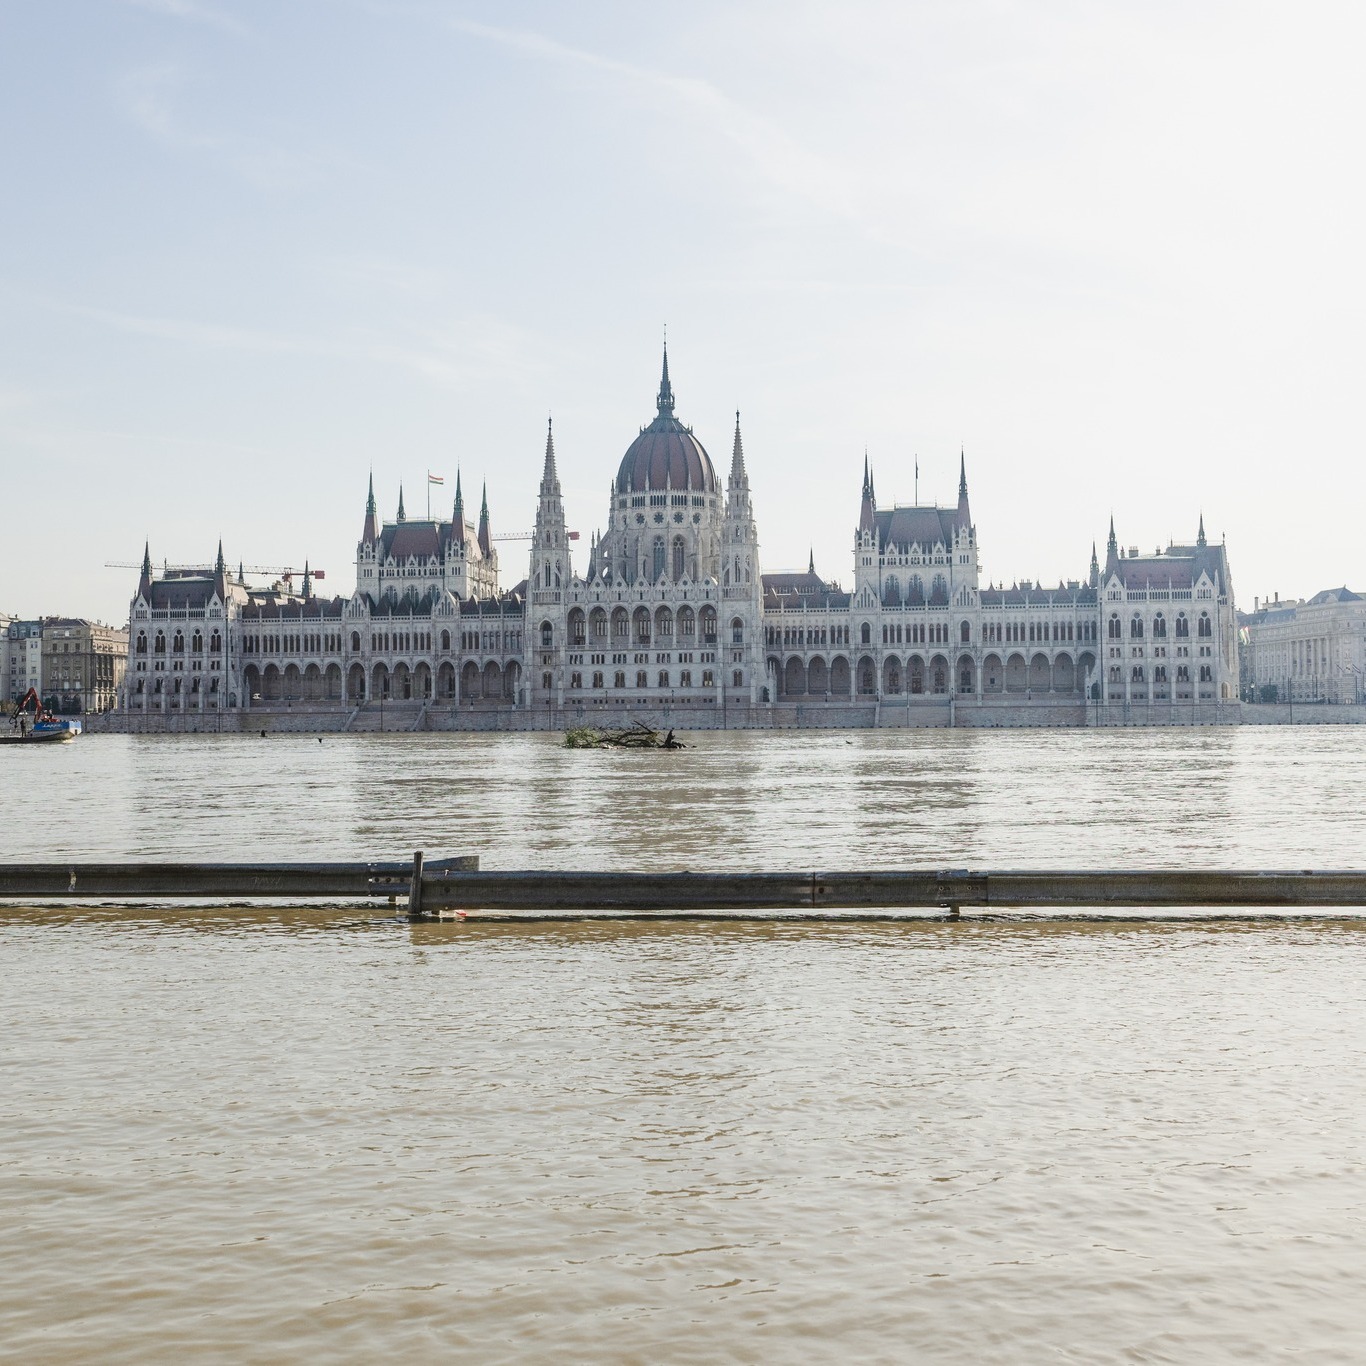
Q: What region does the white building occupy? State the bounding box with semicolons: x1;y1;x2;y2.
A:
5;619;44;704
122;347;1240;724
1242;588;1366;704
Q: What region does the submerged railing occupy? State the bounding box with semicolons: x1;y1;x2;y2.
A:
3;856;1366;919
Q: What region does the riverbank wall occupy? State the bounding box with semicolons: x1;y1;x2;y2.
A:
82;697;1245;734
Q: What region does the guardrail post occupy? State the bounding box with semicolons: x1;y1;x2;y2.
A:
408;850;424;918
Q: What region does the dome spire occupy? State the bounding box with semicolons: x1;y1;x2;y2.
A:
657;335;675;416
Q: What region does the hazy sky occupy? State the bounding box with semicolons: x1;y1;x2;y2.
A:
3;1;1363;626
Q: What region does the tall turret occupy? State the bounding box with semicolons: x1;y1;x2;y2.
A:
530;419;570;595
957;449;971;525
362;473;379;544
477;482;492;558
1089;541;1100;589
1106;515;1119;575
396;483;406;523
858;455;877;537
138;541;153;599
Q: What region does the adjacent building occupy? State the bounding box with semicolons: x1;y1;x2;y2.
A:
122;348;1240;724
40;618;128;713
1240;588;1366;704
5;619;44;705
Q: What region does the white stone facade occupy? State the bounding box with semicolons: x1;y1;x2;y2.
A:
121;349;1240;724
1242;588;1366;704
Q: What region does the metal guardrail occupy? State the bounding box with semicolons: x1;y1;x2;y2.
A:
0;856;477;903
4;857;1366;918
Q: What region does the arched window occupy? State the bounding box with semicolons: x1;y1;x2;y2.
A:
542;672;552;690
191;630;202;653
136;632;147;655
653;538;666;581
731;617;744;645
1108;615;1121;640
960;620;971;644
172;632;184;654
1130;615;1144;639
1198;612;1212;638
1175;613;1189;638
1153;614;1167;638
351;631;361;652
440;629;450;651
540;621;553;647
210;630;221;652
672;537;685;581
154;631;166;655
860;622;871;645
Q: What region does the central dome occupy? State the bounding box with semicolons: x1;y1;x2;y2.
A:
614;350;719;495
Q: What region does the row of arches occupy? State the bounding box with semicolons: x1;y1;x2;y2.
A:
1107;610;1211;640
339;659;523;702
563;604;724;647
769;650;1098;698
242;663;344;702
135;629;222;656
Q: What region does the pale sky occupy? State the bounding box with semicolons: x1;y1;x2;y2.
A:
3;0;1363;627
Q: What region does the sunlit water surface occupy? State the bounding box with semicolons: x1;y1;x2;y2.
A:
3;730;1365;1361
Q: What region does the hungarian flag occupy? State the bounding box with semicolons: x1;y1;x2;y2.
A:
428;472;444;486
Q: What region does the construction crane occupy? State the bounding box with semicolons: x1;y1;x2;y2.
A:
105;561;325;580
491;531;580;541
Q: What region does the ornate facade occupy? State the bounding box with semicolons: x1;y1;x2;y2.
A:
122;348;1240;722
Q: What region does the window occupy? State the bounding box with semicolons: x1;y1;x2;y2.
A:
570;672;582;689
542;671;552;690
861;622;871;645
731;618;744;645
680;670;692;687
592;671;604;688
614;671;626;688
702;670;714;688
1175;614;1189;638
1153;614;1167;639
658;670;669;688
1108;615;1121;640
1198;612;1212;638
1130;616;1144;639
653;538;666;580
960;621;970;644
733;670;743;688
635;670;648;688
540;621;553;647
672;537;685;581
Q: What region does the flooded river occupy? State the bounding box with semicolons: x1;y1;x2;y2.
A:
3;730;1365;1360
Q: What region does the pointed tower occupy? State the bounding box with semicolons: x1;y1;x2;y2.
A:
477;482;492;558
808;547;816;576
356;473;381;601
1089;541;1100;589
530;418;570;598
1105;516;1119;576
858;455;876;536
957;449;970;524
238;560;245;587
396;483;406;523
138;541;153;599
1197;514;1207;549
362;473;379;544
214;539;227;599
657;342;675;417
720;408;763;703
301;561;311;598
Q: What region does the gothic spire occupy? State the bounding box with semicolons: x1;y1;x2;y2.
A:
215;539;225;576
959;448;968;500
450;469;467;547
362;472;379;544
301;561;311;598
1089;541;1100;588
1197;513;1207;548
808;546;815;576
396;483;406;523
139;541;152;596
730;410;746;483
657;340;675;417
478;481;492;557
541;417;560;495
859;456;876;536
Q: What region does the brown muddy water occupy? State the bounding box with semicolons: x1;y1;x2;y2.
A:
2;730;1366;1361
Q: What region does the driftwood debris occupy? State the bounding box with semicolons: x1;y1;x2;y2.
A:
564;721;687;750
